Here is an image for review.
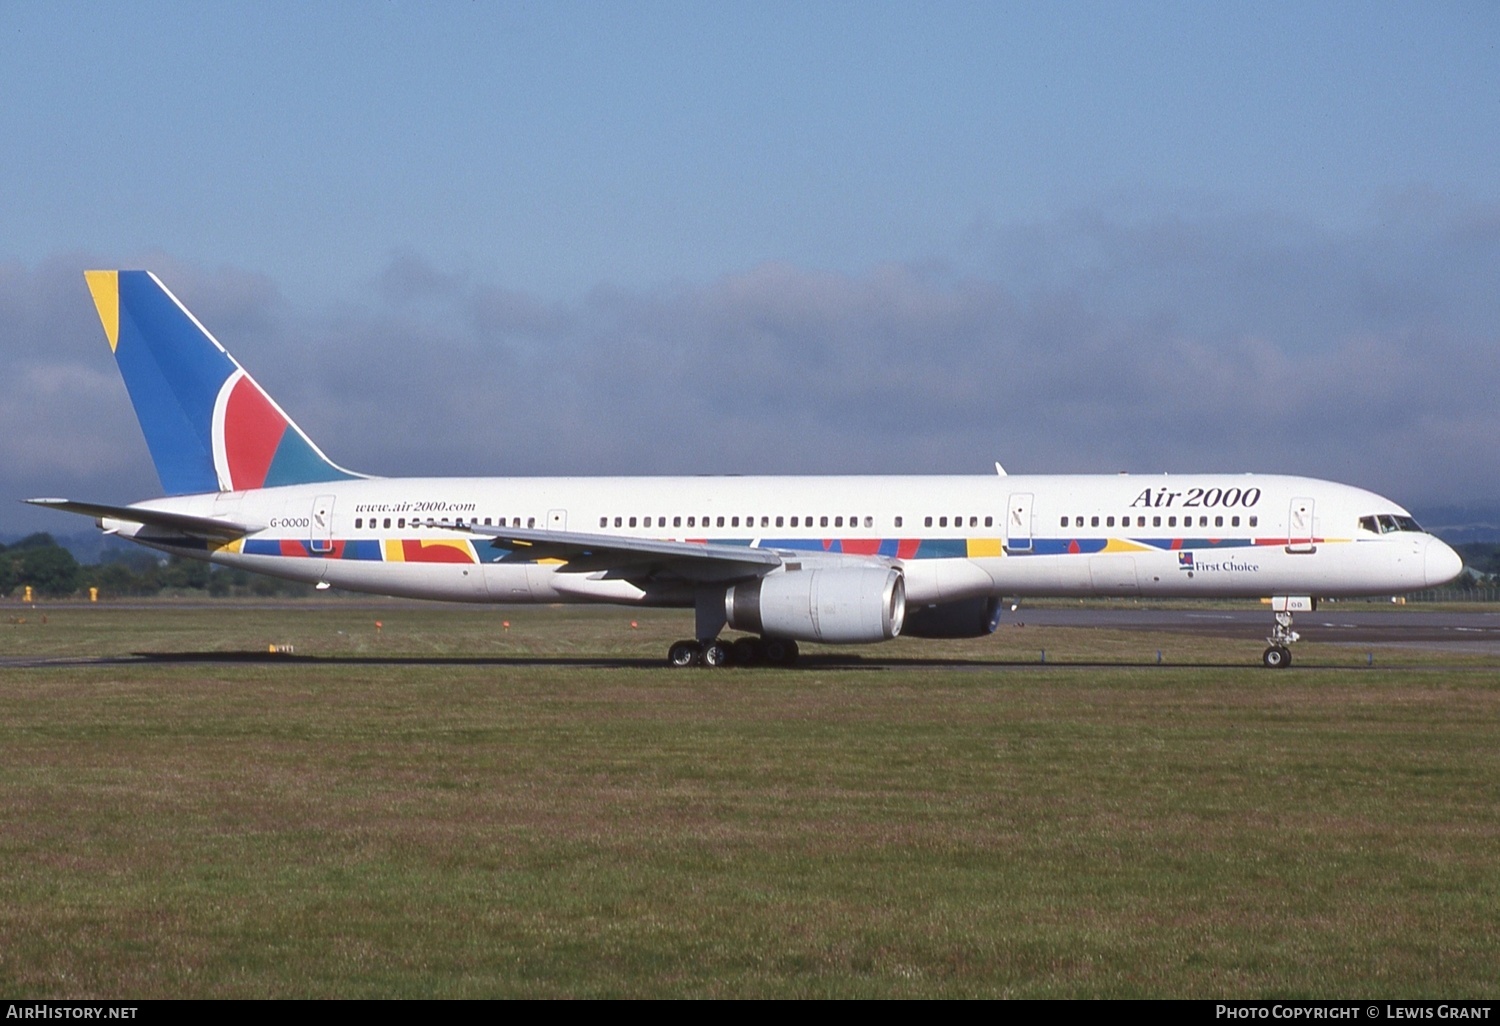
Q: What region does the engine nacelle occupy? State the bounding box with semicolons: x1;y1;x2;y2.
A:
901;596;1005;639
726;567;905;644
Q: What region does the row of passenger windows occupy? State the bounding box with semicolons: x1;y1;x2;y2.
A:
350;512;1262;533
597;514;1009;530
349;513;998;532
1062;514;1258;530
353;516;527;530
601;514;878;530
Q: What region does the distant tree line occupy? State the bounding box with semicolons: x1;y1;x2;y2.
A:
1455;544;1500;582
1;534;317;599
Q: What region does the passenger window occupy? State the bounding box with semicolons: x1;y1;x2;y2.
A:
732;516;740;528
527;517;535;528
385;518;392;529
1249;516;1258;528
775;516;784;528
866;517;874;528
1060;517;1068;528
1168;516;1176;528
939;516;948;528
1215;516;1223;528
924;517;932;528
836;516;845;528
1091;516;1099;528
985;516;993;528
629;517;637;527
821;516;829;528
895;516;903;528
968;516;976;528
760;516;769;528
355;518;363;529
1152;516;1160;528
398;518;406;528
1106;516;1115;528
790;516;798;528
716;516;724;528
1232;516;1240;527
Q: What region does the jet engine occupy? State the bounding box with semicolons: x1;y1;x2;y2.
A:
901;596;1005;638
725;567;905;644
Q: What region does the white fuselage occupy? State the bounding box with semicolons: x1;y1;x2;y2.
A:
110;472;1462;606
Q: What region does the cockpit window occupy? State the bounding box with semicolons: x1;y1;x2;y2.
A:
1362;514;1424;534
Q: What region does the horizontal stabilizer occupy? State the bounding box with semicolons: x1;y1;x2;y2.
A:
25;498;260;538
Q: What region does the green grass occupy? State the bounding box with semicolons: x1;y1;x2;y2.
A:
1;604;1498;997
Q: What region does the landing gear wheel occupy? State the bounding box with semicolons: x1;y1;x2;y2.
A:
1262;645;1292;669
667;640;702;668
701;641;730;668
730;637;762;666
761;638;799;666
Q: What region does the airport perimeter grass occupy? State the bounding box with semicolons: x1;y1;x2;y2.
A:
2;603;1499;997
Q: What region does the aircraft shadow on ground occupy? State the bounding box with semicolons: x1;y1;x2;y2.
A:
117;651;1274;671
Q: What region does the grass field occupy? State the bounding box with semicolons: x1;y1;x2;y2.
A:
2;602;1498;997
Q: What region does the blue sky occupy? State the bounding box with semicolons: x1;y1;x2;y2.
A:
2;2;1498;531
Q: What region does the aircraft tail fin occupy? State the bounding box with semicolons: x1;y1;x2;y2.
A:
83;270;363;496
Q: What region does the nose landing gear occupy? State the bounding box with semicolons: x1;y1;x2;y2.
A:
1262;596;1313;669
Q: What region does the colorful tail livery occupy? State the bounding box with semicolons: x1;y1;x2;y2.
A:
84;270;361;496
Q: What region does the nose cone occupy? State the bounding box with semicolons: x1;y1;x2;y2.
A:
1424;537;1464;587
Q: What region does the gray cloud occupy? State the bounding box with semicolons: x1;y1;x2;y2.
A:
4;201;1498;533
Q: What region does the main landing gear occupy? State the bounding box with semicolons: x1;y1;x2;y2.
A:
666;636;799;668
1262;597;1312;669
666;585;801;668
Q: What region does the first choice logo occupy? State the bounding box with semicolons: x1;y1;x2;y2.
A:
1179;552;1260;575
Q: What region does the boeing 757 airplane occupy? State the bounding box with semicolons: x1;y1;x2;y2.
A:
29;271;1463;668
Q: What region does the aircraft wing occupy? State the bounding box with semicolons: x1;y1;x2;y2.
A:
456;523;786;582
24;498;260;539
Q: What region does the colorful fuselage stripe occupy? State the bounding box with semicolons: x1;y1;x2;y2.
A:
238;534;1334;564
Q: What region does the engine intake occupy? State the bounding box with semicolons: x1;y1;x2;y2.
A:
726;567;905;644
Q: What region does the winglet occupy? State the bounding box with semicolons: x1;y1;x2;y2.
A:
84;270;120;351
